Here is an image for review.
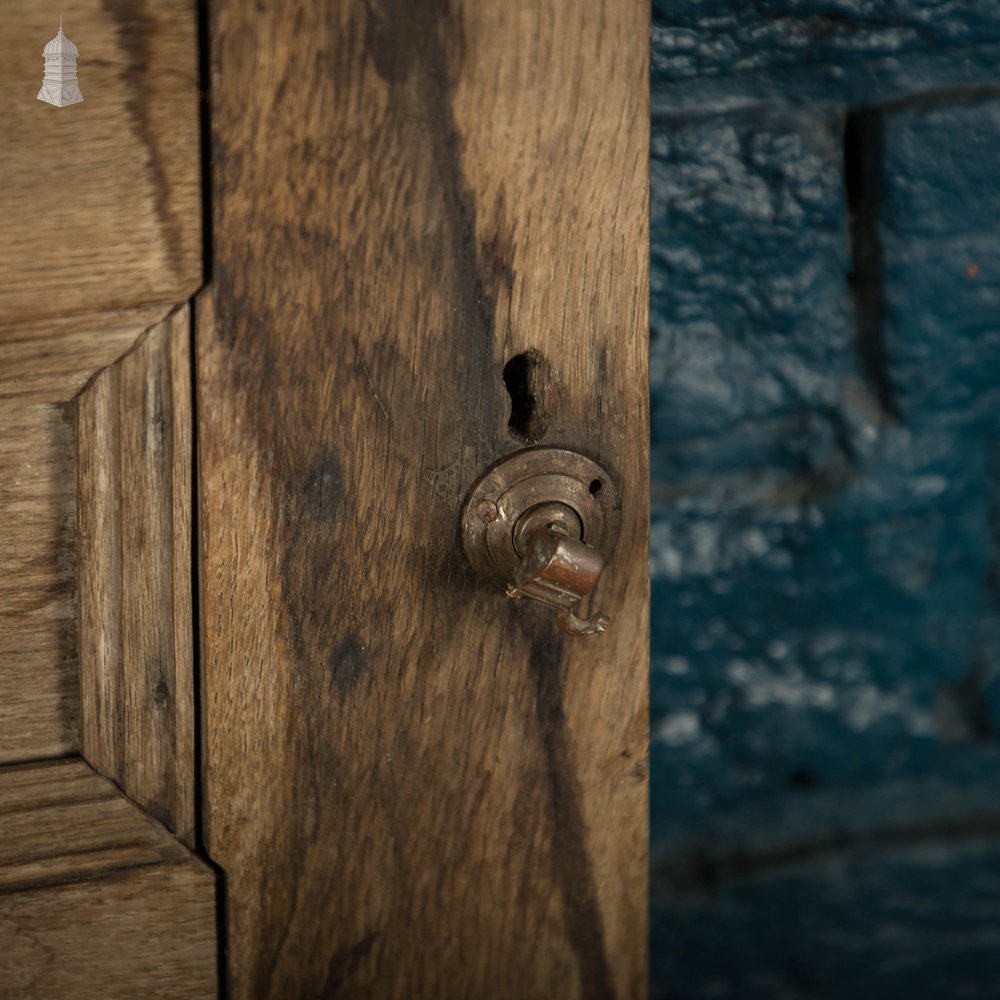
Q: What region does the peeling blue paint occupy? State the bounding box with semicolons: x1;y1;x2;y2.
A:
653;2;1000;112
651;6;1000;997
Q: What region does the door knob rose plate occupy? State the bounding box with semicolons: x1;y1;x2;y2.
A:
460;448;621;635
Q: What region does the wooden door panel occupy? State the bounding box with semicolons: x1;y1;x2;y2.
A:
1;0;203;770
0;305;213;991
0;759;216;999
0;307;177;404
78;306;197;845
2;1;648;994
0;306;194;776
0;400;77;761
1;2;201;322
199;2;648;997
1;4;213;995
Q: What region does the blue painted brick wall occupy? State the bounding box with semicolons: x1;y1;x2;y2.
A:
650;5;1000;997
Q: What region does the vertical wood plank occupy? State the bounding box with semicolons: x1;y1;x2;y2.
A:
200;2;648;997
78;364;123;777
78;307;196;845
0;305;186;767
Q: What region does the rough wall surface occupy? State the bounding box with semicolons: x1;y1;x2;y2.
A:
650;4;1000;997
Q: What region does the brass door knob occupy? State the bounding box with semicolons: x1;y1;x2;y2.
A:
460;448;621;636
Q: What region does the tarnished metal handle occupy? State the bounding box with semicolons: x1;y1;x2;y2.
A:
506;524;610;636
460;447;620;637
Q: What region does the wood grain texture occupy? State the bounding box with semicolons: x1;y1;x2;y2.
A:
0;305;174;404
0;305;182;769
78;306;195;845
199;2;648;998
0;403;78;763
0;758;188;889
1;1;201;323
0;759;216;998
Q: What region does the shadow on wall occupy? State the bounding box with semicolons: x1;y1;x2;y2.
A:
650;3;1000;998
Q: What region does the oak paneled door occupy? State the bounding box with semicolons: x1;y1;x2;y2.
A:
1;2;648;997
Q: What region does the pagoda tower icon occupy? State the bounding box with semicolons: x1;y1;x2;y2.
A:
37;20;83;108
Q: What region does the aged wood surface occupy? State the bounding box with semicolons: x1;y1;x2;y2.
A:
0;402;78;763
78;306;196;845
0;2;207;986
200;2;648;997
0;304;185;771
0;759;216;998
1;2;201;324
0;305;172;404
0;758;189;887
0;0;202;772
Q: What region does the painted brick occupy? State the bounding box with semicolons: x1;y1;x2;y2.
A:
881;98;1000;422
651;106;853;458
652;838;1000;1000
651;6;1000;997
653;3;1000;111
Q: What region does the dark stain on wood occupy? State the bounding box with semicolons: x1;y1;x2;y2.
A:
363;0;502;450
327;633;368;698
145;371;168;455
364;0;434;85
201;0;648;994
152;674;171;711
146;799;175;832
296;454;345;524
103;0;187;281
320;931;379;995
278;454;365;695
529;630;615;999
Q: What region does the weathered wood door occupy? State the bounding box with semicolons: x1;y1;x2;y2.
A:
1;2;648;997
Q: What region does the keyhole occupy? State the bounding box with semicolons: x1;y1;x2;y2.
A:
503;351;550;443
